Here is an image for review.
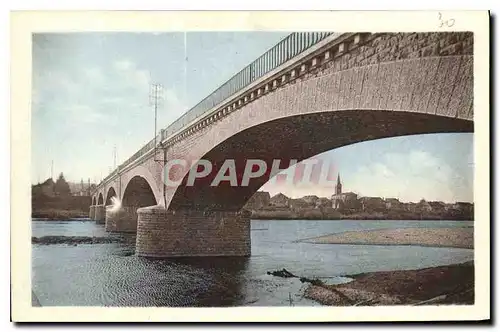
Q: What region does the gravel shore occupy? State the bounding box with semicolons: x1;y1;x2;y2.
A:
302;227;473;249
305;261;474;306
32;236;124;245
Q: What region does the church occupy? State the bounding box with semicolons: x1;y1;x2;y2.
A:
331;174;359;212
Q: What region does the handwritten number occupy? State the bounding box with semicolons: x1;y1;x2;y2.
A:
438;12;455;28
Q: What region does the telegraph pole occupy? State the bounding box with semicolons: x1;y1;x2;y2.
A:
149;83;163;149
149;82;167;206
113;145;117;170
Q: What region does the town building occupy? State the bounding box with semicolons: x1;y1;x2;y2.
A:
269;193;290;208
301;195;319;206
359;196;386;212
289;198;311;211
244;191;271;210
428;201;447;214
385;198;404;211
416;199;432;213
453;202;474;214
331;174;359;212
315;197;332;209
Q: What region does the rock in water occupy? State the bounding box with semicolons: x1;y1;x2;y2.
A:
267;268;297;278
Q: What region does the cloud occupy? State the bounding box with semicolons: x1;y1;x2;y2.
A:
347;150;469;203
113;59;134;71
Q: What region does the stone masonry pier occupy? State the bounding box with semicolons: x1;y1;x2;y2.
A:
89;205;96;220
94;205;106;224
135;206;251;257
105;206;138;233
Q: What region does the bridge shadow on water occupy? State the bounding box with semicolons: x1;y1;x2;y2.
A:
123;255;251;307
153;256;250;307
105;232;250;307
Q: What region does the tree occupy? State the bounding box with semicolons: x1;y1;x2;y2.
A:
54;173;71;197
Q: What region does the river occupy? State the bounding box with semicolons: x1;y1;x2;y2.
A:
32;219;474;306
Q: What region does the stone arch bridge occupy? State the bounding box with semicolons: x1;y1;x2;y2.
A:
90;31;474;257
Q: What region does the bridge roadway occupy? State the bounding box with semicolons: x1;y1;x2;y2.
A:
90;31;474;257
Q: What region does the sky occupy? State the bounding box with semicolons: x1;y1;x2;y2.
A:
32;32;474;203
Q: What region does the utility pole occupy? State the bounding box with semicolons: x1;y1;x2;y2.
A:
149;83;163;148
113;145;117;170
150;82;167;164
184;32;187;106
150;82;167;206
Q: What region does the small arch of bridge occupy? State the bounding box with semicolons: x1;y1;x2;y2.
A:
105;187;117;206
97;192;104;205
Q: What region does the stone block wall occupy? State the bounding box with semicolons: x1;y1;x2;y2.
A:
105;206;138;232
136;206;251;257
294;32;474;84
95;205;105;224
89;205;96;220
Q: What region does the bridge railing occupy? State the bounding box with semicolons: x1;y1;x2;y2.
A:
162;32;333;138
101;32;335;186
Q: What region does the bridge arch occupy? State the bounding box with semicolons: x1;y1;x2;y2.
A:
121;165;162;205
167;56;473;211
105;187;117;206
122;175;158;208
168;110;472;211
97;192;104;205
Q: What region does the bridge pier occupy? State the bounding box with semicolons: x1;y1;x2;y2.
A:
94;205;106;224
89;205;96;220
105;206;138;233
135;206;251;257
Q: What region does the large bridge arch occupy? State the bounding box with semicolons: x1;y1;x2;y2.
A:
166;55;473;211
168;110;472;211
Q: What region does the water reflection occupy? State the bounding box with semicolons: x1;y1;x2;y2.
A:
162;257;250;307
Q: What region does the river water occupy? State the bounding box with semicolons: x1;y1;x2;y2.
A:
32;219;473;307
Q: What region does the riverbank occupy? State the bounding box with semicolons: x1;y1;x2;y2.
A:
32;235;125;245
301;226;473;249
305;261;474;305
251;209;473;221
32;209;89;220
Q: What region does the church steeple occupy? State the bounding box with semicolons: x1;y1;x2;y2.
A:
335;174;342;195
